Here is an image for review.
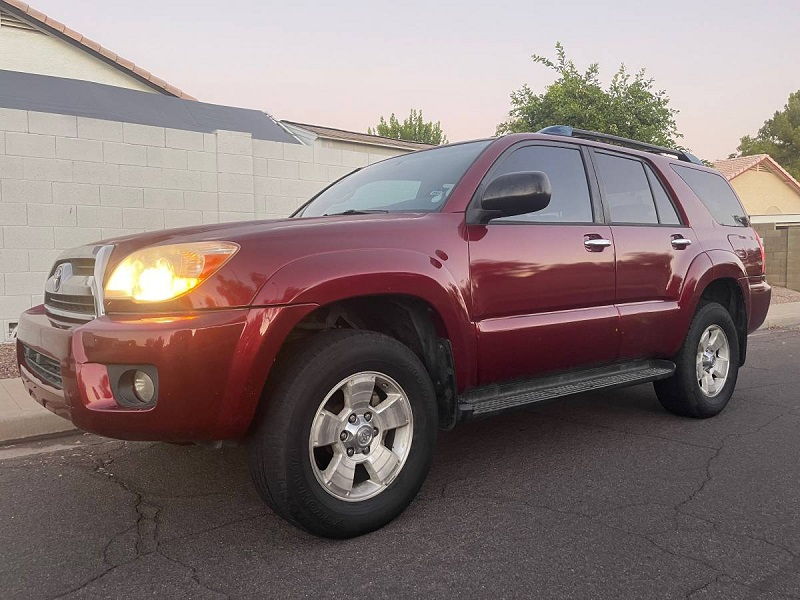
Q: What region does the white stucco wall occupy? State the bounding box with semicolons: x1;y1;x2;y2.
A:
0;108;409;339
0;25;155;93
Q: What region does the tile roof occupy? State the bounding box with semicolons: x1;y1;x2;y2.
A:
713;154;800;196
0;0;195;100
713;154;768;180
283;121;434;151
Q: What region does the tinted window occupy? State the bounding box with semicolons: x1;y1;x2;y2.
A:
672;165;747;227
595;153;658;224
645;165;681;225
491;145;593;223
299;140;491;217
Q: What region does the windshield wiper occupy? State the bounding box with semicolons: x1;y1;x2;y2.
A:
323;209;390;216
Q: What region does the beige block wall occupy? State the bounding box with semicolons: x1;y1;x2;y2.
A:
731;170;800;216
753;223;788;288
0;26;156;93
0;108;409;339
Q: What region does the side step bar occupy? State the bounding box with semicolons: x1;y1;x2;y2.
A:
458;360;675;421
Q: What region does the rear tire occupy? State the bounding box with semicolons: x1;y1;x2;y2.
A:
654;302;740;418
248;329;437;538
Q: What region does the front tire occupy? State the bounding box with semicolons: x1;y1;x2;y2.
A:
248;329;437;538
654;302;740;418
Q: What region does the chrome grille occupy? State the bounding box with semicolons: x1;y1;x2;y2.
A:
22;344;63;389
43;245;114;328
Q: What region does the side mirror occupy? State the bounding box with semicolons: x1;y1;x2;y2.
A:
469;171;552;224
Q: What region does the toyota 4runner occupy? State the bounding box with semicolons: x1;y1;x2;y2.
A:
17;126;770;538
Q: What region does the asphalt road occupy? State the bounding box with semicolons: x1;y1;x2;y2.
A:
2;327;800;600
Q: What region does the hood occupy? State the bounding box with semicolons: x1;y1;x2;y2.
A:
99;212;437;312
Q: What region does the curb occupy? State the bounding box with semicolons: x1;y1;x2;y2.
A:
0;377;75;444
760;302;800;330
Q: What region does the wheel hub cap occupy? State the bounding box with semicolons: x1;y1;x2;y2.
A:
308;371;414;502
355;425;373;448
696;325;730;398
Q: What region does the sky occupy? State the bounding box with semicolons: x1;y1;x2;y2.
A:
29;0;800;160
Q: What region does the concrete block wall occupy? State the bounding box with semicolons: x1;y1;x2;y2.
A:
752;222;800;291
0;108;409;339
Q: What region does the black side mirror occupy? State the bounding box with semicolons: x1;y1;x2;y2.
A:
469;171;552;224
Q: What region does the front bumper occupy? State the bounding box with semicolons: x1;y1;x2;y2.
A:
17;303;316;442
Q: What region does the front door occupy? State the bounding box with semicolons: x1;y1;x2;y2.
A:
468;142;619;385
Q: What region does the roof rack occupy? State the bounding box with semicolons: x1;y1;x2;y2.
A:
537;125;704;165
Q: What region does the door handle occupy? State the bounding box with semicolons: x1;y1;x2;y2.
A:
584;238;612;251
671;237;692;249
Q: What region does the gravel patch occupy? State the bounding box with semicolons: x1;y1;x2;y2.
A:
0;343;18;380
772;286;800;304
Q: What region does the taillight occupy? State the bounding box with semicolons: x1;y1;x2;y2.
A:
756;235;766;276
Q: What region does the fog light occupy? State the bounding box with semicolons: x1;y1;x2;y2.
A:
133;370;155;404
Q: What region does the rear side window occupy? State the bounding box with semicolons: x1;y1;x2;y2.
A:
490;145;593;223
644;165;681;225
672;165;747;227
594;153;658;224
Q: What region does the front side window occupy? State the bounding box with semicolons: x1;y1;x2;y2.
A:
594;152;658;224
490;145;593;223
672;165;748;227
298;140;491;217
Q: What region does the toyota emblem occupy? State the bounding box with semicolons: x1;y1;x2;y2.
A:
51;264;64;291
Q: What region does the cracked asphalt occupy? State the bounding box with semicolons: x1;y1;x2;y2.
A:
1;327;799;600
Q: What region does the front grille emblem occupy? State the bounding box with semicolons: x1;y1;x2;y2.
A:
51;265;64;292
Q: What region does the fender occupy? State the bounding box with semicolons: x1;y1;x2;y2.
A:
252;248;477;391
672;249;749;355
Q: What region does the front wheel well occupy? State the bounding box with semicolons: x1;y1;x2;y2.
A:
698;278;748;365
274;295;458;429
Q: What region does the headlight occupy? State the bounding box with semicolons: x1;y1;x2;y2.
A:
104;242;239;302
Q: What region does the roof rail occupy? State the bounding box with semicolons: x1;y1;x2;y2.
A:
537;125;704;165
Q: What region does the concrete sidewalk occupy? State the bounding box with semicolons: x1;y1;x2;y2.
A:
2;300;800;444
0;377;74;443
761;301;800;329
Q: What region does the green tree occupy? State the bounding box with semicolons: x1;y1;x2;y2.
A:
497;43;681;148
737;91;800;179
368;109;448;145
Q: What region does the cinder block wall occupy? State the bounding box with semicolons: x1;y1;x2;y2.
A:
0;108;407;339
753;223;789;288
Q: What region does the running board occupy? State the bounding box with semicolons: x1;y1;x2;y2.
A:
458;360;675;420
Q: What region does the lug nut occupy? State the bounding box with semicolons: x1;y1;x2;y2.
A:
348;414;357;424
339;431;348;441
373;427;379;436
346;447;354;457
363;445;370;455
364;412;372;422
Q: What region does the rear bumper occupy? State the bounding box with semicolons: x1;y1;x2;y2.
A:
747;278;771;332
16;303;316;442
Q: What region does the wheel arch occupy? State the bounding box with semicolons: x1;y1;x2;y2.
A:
678;251;750;365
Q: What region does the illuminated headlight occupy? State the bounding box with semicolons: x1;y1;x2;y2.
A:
105;242;239;302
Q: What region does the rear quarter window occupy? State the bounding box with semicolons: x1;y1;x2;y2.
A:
672;165;748;227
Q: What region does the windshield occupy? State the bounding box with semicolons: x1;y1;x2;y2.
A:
297;140;492;217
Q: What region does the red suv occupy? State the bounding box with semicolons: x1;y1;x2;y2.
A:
17;126;770;537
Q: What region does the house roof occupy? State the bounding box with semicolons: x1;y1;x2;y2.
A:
0;0;195;100
0;70;300;144
713;154;800;196
283;121;434;151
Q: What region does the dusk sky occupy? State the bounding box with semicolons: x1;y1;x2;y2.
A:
31;0;800;160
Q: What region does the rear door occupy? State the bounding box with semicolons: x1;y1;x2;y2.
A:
591;150;702;359
468;142;619;385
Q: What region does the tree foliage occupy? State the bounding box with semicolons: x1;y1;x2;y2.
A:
497;43;681;148
737;91;800;179
368;109;448;145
